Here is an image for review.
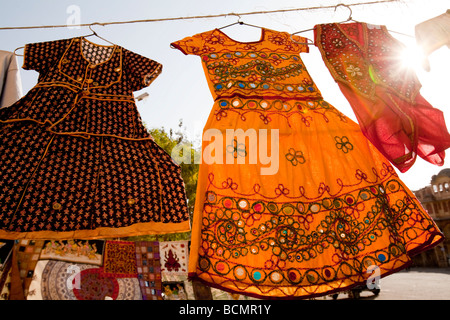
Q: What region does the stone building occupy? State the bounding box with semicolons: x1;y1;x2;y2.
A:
412;168;450;267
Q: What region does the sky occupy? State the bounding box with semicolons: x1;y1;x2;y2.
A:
0;0;449;191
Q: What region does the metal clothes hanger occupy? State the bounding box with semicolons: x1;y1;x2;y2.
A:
218;14;264;30
292;4;355;35
13;22;116;57
83;22;116;45
13;46;24;57
292;4;413;39
218;13;313;46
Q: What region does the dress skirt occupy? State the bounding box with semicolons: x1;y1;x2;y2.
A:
0;120;190;239
188;95;443;299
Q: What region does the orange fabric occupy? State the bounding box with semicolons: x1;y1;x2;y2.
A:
172;28;443;299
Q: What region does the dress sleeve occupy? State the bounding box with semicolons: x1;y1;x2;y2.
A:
170;32;206;56
22;39;71;73
123;49;163;92
289;34;310;53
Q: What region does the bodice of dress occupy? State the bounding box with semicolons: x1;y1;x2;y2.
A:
0;37;162;140
171;28;322;101
314;23;421;102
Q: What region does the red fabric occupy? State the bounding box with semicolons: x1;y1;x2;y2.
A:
315;22;450;172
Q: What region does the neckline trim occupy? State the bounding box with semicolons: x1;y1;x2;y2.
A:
215;28;266;44
79;37;117;66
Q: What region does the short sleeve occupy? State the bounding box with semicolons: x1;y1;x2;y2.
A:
22;39;71;73
170;32;206;56
123;49;162;92
289;34;310;53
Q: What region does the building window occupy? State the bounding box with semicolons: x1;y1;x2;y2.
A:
439;184;444;192
445;182;449;191
433;185;438;193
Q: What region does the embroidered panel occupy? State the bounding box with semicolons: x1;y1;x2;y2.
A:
135;241;163;300
314;23;420;102
160;240;189;279
103;240;138;278
193;169;442;298
171;28;322;100
213;98;347;127
40;240;105;265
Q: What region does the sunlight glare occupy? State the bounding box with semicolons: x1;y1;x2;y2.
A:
399;44;426;72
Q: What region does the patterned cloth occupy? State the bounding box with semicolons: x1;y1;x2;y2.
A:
103;240;137;278
135;241;162;300
314;22;450;173
172;28;444;299
0;37;190;240
159;240;189;279
39;239;105;265
27;260;142;300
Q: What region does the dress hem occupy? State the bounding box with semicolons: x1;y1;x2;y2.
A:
188;231;444;300
0;220;191;240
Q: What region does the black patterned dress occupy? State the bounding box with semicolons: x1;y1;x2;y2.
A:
0;37;190;239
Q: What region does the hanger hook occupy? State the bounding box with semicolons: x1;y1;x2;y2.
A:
88;22;103;36
334;4;353;21
230;13;244;25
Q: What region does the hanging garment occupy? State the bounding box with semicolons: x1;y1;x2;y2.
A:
314;22;450;173
0;37;190;240
0;50;23;109
415;11;450;71
171;28;443;299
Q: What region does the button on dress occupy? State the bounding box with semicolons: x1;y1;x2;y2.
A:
0;37;190;239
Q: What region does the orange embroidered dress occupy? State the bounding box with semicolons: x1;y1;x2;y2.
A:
0;37;190;239
172;28;443;299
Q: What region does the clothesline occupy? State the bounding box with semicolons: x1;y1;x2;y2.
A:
0;0;400;31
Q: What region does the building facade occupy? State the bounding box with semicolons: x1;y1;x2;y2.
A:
413;168;450;268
